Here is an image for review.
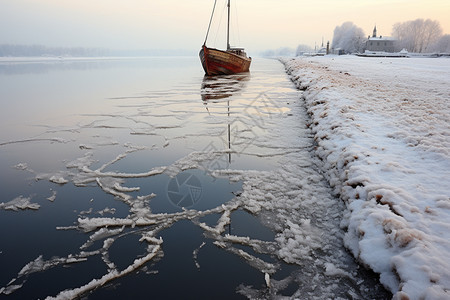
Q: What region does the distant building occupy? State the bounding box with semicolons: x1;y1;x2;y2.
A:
332;48;345;55
365;26;396;53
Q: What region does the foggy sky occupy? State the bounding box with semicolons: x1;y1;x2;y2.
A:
1;0;449;53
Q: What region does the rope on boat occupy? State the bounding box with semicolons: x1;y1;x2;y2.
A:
203;0;218;45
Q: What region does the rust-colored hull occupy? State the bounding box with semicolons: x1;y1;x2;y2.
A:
199;45;251;76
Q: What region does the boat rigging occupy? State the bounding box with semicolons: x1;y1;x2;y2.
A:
199;0;252;76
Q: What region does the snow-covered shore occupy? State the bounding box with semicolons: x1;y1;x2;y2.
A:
283;56;450;299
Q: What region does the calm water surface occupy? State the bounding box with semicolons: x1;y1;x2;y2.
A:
0;57;389;299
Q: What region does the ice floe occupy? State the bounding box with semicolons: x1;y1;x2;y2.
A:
0;196;40;211
46;189;57;202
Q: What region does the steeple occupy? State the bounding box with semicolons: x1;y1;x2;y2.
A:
372;25;377;38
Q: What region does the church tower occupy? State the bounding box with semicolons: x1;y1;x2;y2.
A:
372;25;377;38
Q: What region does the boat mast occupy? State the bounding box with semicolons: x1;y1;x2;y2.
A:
227;0;231;50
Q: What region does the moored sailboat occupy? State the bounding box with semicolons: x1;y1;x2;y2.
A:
199;0;251;76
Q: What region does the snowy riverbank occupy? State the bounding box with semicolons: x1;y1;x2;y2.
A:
283;56;450;299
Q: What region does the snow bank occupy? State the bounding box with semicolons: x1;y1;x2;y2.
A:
283;55;450;299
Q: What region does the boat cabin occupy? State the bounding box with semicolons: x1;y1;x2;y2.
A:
228;47;248;58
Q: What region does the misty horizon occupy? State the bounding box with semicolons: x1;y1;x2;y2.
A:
0;44;199;57
1;0;448;56
0;44;302;58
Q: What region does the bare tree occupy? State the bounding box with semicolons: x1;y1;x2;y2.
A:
295;44;313;56
392;19;443;53
332;22;366;54
430;34;450;53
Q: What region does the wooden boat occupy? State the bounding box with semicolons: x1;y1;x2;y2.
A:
200;0;251;76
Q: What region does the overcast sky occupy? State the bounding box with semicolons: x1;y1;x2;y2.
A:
1;0;449;53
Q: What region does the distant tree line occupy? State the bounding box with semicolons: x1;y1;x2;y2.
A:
295;44;314;56
260;47;296;57
260;45;317;57
392;19;447;53
0;44;196;57
331;22;366;54
329;19;449;54
0;44;111;57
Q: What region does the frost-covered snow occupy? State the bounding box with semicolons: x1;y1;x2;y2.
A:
283;55;450;299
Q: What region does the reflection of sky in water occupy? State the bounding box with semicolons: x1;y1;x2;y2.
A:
0;57;292;173
0;58;200;140
0;57;390;299
0;57;292;298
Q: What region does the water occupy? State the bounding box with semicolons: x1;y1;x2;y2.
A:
0;57;390;299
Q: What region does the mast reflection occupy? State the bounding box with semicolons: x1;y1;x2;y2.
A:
200;74;250;164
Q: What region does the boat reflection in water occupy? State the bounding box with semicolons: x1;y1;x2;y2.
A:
200;74;250;165
201;74;249;101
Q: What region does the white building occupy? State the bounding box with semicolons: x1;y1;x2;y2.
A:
365;26;396;53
